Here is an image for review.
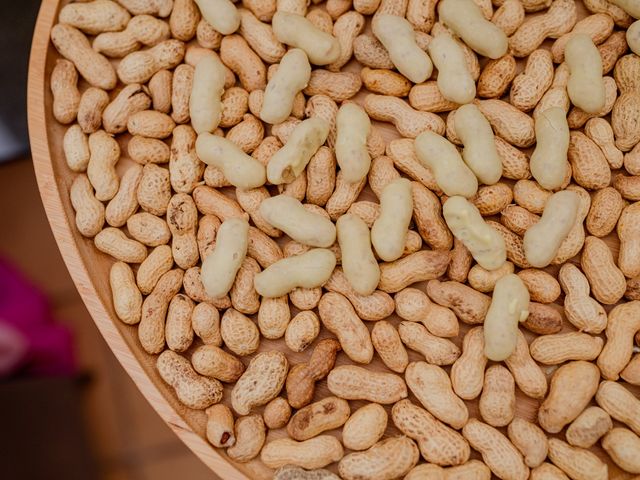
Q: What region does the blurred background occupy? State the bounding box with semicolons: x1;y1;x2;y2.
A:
0;2;214;478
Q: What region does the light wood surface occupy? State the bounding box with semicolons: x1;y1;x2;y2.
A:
27;1;639;479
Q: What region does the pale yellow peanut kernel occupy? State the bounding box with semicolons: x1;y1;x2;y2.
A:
267;117;329;184
483;274;529;361
200;218;249;299
337;214;379;296
190;55;226;134
414;131;478;198
428;31;476;105
371;178;413;262
454;104;502;185
260;195;336;248
195;133;265;189
610;0;640;18
194;0;240;34
439;0;508;58
254;249;336;298
261;49;311;124
272;11;340;65
530;107;570;191
523;190;579;268
443;196;506;271
335;103;371;184
371;14;432;84
565;34;606;114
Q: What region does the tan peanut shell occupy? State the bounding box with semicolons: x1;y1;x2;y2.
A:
192;345;244;383
231;351;287;415
508;418;548;468
110;262;142;325
156;349;223;409
261;436;344;470
342;403;387;451
227;415;266;463
392;399;470;466
287;396;350;441
338;436;419;480
547;439;608;480
463;419;529;480
263;397;291;429
371;320;408;373
205;404;235;448
565;406;613;448
504;329;547;399
538;361;601;433
479;365;515;427
286;338;340;409
406;361;468;429
399;321;460;366
327;365;407;404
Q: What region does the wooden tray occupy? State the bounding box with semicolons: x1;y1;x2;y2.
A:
27;0;639;478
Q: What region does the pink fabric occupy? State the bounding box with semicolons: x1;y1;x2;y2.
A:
0;258;75;378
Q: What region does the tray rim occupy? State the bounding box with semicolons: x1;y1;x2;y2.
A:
26;2;250;478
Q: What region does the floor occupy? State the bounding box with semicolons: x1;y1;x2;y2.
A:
0;158;219;480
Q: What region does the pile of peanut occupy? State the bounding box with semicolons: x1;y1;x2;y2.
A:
50;0;640;478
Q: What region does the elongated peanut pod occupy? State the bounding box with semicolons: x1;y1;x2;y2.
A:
483;274;530;361
454;104;502;185
443;196;506;271
371;178;413;262
428;33;476;105
196;133;266;188
201;218;249;298
523;191;579;268
260;195;336;247
335;103;371;184
194;0;240;35
610;0;640;19
190;55;226;134
267;118;329;184
261;436;344;470
272;12;340;65
372;14;432;84
261;49;311;124
530;107;570;190
438;0;508;59
254;249;336;297
565;34;605;114
337;214;380;296
415;132;478;197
